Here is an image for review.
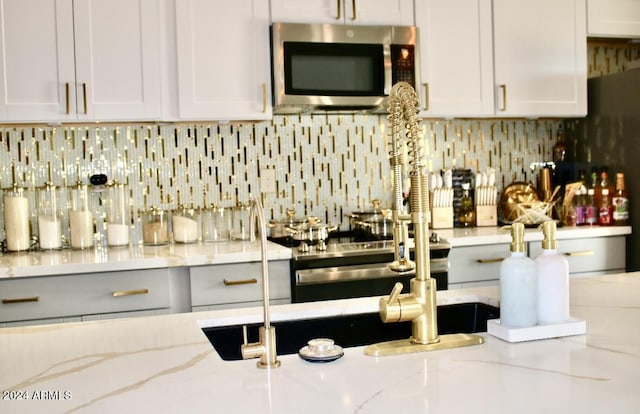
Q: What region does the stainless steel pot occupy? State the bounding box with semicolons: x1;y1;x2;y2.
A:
268;209;307;238
286;216;337;244
348;200;394;240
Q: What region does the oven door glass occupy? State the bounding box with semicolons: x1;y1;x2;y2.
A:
283;42;385;96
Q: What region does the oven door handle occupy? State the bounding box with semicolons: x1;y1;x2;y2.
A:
296;258;448;285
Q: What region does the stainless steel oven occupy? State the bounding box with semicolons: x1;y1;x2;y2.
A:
289;237;449;303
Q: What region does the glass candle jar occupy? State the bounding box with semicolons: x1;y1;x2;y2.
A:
142;206;169;245
201;204;231;243
3;185;31;251
37;183;64;250
69;182;94;249
231;202;253;241
172;205;199;244
106;182;130;247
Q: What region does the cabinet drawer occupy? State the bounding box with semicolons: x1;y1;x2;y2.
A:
529;236;625;274
190;261;291;307
448;243;510;284
0;270;171;323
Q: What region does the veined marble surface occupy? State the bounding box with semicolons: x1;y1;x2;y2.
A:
0;240;292;278
1;273;639;413
0;226;630;278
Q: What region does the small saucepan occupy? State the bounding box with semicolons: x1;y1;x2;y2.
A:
348;199;394;241
286;216;337;245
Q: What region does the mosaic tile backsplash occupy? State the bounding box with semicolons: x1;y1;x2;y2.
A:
0;117;560;234
0;41;634;240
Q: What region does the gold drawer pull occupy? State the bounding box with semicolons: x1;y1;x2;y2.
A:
223;278;258;286
477;257;505;264
113;289;149;297
564;251;594;257
2;296;40;304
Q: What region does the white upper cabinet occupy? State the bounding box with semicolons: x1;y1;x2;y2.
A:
493;0;587;117
587;0;640;38
174;0;272;121
416;0;587;118
0;0;161;123
415;0;495;117
270;0;414;25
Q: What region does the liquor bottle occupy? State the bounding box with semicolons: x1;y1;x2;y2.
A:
590;167;601;210
584;188;597;225
573;187;586;225
612;172;630;226
598;188;613;226
457;183;475;227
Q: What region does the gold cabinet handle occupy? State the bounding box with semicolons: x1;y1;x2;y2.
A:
65;83;70;114
112;288;149;297
2;296;40;304
351;0;356;20
423;83;429;111
477;257;505;264
262;83;267;113
223;278;258;286
82;83;88;114
499;84;507;111
335;0;341;20
564;251;594;257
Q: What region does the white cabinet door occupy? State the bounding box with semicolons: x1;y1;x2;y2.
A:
0;0;161;122
415;0;494;117
73;0;162;121
493;0;587;117
270;0;414;25
0;0;76;122
175;0;272;121
588;0;640;38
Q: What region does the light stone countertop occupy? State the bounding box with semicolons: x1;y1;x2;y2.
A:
0;226;631;279
0;240;293;279
1;272;639;414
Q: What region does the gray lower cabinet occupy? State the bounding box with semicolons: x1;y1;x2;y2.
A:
190;260;291;311
528;236;626;277
448;243;510;289
448;235;627;289
0;269;171;327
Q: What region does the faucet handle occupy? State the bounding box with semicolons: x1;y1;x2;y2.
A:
387;282;403;304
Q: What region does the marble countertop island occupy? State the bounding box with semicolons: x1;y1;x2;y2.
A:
1;272;639;413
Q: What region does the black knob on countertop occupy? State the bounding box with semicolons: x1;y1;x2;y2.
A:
89;174;108;186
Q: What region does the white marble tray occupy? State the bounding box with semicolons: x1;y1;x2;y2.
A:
487;317;586;343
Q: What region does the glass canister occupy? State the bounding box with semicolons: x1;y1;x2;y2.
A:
201;204;231;243
69;182;94;249
172;205;199;244
106;182;131;247
36;183;64;250
3;184;31;251
231;202;254;241
142;206;169;245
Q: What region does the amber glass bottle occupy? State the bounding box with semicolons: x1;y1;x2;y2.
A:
612;172;630;226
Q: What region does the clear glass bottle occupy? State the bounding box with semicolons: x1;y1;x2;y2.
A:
37;183;64;250
106;182;130;247
457;183;475;227
231;202;253;240
584;188;597;225
3;184;31;251
69;182;94;249
142;206;169;246
172;205;200;244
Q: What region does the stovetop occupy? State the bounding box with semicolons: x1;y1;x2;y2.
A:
272;232;450;261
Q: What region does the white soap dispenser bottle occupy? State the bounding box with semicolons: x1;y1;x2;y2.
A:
535;220;570;324
499;222;537;328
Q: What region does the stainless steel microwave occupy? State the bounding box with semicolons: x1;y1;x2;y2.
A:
271;23;419;114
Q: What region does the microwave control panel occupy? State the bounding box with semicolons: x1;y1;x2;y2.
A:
391;45;415;88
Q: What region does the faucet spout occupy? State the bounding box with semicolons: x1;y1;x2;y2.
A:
240;197;281;369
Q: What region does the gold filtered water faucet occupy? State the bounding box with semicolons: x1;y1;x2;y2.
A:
240;197;281;368
364;82;484;356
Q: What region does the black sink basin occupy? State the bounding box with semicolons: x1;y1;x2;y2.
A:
202;302;499;361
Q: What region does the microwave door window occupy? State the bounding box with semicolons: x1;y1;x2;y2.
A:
284;42;385;96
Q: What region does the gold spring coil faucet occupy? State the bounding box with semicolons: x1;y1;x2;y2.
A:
364;82;484;356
